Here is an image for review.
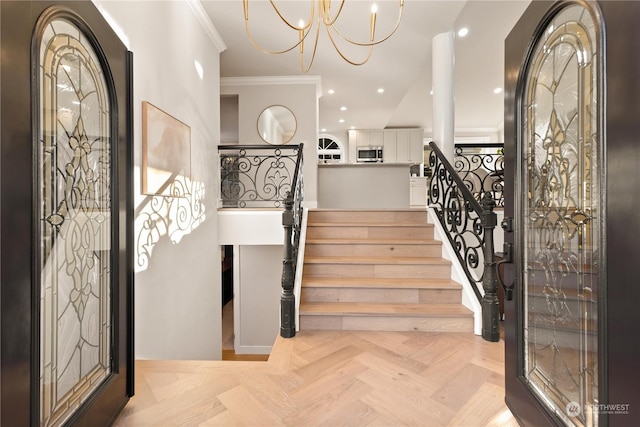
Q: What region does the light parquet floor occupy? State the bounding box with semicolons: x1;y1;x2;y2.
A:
115;330;518;427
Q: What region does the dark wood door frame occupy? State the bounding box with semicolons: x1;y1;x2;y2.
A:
0;1;134;425
504;1;640;425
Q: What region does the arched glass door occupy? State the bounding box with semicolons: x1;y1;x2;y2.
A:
37;16;114;426
0;2;132;425
519;4;601;425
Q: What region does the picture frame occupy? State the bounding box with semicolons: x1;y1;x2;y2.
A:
141;101;191;196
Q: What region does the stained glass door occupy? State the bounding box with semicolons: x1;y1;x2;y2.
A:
38;16;116;426
520;4;601;425
0;2;132;425
504;1;605;426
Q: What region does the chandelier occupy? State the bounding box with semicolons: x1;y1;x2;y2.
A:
242;0;404;73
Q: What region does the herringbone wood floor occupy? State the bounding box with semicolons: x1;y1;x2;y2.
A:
115;330;517;426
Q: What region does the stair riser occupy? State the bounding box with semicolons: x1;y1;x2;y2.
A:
303;263;451;279
305;243;442;258
306;226;434;240
301;287;461;304
309;211;428;224
300;315;473;332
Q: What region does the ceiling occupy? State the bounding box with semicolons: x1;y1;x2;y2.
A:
202;0;531;138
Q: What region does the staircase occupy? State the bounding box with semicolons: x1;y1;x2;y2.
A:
299;209;474;332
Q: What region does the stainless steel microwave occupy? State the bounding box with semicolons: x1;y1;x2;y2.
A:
357;146;383;163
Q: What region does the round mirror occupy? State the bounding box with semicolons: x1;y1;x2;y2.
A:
257;105;297;145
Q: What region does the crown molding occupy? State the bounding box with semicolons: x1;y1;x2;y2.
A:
187;0;227;53
221;76;323;98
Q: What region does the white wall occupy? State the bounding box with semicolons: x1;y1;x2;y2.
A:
221;77;321;207
236;245;283;354
94;0;225;359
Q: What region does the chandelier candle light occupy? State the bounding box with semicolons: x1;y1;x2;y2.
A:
243;0;404;72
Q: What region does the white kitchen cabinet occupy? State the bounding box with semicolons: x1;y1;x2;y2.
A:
356;130;383;148
383;131;397;163
409;177;427;207
349;128;423;164
395;131;410;162
409;130;424;163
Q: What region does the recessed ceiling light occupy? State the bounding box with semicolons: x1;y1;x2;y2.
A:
430;90;434;95
350;126;356;130
493;87;503;94
340;106;347;111
377;88;385;94
458;27;469;38
328;89;335;94
321;128;327;132
339;119;345;123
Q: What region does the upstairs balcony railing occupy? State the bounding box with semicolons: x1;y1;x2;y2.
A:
454;143;504;208
428;142;500;342
219;145;302;208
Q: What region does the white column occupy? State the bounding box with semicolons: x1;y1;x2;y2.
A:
432;31;455;163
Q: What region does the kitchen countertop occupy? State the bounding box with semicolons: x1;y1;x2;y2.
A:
317;162;414;167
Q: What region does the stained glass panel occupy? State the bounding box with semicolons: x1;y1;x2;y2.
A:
38;18;112;427
521;5;600;426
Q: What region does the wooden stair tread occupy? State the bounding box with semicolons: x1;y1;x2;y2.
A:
305;256;450;265
301;277;461;289
307;222;433;228
299;302;473;317
305;238;440;245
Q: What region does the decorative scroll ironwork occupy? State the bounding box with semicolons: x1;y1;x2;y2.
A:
521;4;600;426
219;145;301;208
135;176;205;272
280;143;304;338
454;144;504;207
429;143;485;300
428;142;500;341
37;17;112;427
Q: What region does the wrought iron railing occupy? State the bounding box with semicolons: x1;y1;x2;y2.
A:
428;142;500;342
280;143;304;338
454;144;504;207
219;145;302;208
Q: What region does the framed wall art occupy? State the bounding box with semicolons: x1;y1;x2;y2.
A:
142;101;191;195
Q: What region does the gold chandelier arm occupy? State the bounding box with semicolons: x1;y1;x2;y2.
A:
331;0;404;47
300;18;322;73
325;24;374;66
269;0;315;31
320;0;346;27
243;0;315;55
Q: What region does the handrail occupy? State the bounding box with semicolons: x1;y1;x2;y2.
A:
428;141;500;342
280;143;304;338
218;145;301;208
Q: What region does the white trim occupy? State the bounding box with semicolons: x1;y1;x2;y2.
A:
294;208;309;332
427;207;483;335
232;244;241;354
221;76;323;99
187;0;227;53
